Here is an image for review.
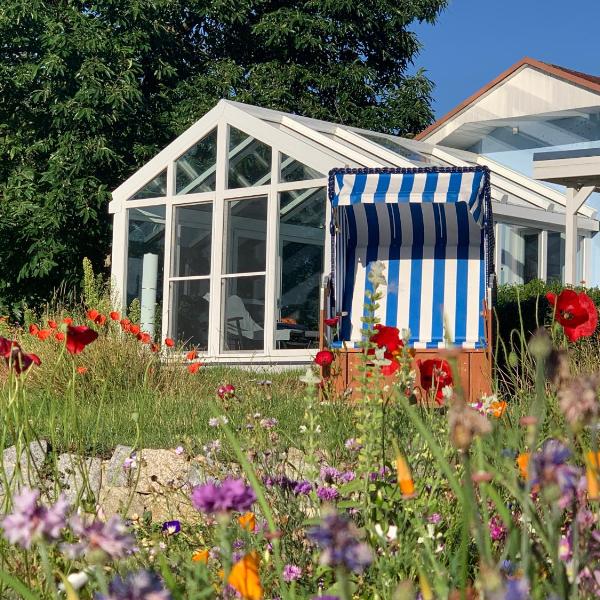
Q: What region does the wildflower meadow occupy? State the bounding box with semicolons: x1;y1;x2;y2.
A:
1;264;600;599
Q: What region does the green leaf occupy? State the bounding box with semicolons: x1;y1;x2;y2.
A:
0;569;42;600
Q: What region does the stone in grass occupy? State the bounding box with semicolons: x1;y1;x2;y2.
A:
56;453;102;505
1;440;48;491
105;445;135;487
134;448;196;493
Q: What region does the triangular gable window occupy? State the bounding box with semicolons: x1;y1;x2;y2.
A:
280;153;324;183
176;128;217;194
227;126;271;189
129;170;167;200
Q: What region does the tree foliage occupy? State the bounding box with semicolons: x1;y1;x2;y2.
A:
0;0;446;314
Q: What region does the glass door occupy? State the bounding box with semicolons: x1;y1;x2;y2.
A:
221;196;267;352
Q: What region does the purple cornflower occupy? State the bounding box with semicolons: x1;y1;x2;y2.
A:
503;578;529;600
161;520;180;535
191;478;256;514
344;438;362;452
488;515;506;542
320;466;341;483
340;470;356;483
428;513;442;525
259;417;278;429
308;511;372;573
263;475;297;491
317;487;339;501
1;488;69;549
96;570;171;600
282;564;302;582
123;452;137;470
232;538;245;550
62;515;135;560
293;480;312;496
368;466;391;481
532;439;580;508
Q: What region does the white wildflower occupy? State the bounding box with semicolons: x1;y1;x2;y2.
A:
367;261;387;287
300;367;321;385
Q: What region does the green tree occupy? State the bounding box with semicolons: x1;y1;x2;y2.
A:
0;0;446;314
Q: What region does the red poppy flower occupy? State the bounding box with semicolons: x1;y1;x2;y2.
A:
86;309;99;321
380;352;401;377
546;290;598;342
150;343;159;353
164;337;175;348
417;359;453;404
0;336;41;374
138;332;151;344
109;311;120;321
188;362;202;373
129;324;140;336
37;329;52;341
324;317;339;327
54;332;65;342
66;326;99;355
47;320;57;329
93;314;106;326
314;349;335;367
62;317;73;325
218;383;236;398
77;366;88;374
186;349;198;361
28;324;39;336
370;324;403;353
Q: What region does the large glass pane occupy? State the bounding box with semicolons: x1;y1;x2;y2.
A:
170;280;210;350
223;197;267;274
222;276;265;351
280;153;323;183
173;203;212;277
277;188;325;349
547;232;565;283
354;132;434;164
227;127;271;188
498;224;540;285
130;170;167;200
126;206;165;338
175;129;217;194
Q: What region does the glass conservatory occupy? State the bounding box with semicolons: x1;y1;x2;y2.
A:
109;100;599;363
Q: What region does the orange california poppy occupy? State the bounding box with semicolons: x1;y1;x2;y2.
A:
586;451;600;501
517;453;530;479
77;366;88;374
395;454;416;498
188;362;202;374
490;401;507;418
192;549;210;564
228;552;263;600
238;512;256;532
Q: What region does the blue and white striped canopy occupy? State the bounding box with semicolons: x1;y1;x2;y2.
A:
329;167;493;349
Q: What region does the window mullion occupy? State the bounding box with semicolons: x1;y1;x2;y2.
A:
161;199;173;343
539;229;548;281
264;149;279;355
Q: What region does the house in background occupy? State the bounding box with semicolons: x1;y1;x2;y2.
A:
416;57;600;286
109;100;597;364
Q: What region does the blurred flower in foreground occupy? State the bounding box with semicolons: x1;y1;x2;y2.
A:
97;570;171;600
192;549;209;563
62;515;135;561
448;403;491;450
227;551;263;600
238;512;256;532
1;488;69;549
218;384;236;400
308;511;372;573
531;439;580;508
191;478;256;514
558;373;600;429
66;325;98;355
0;336;41;374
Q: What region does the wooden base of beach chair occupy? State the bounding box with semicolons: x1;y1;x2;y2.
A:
327;347;491;404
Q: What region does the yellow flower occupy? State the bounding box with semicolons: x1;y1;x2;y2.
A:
238;512;256;532
228;552;263;600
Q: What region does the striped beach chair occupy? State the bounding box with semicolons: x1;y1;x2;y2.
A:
326;166;495;400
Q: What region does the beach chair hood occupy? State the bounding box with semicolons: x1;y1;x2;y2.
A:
329;167;494;349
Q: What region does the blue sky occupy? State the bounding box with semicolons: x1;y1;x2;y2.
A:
412;0;600;118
